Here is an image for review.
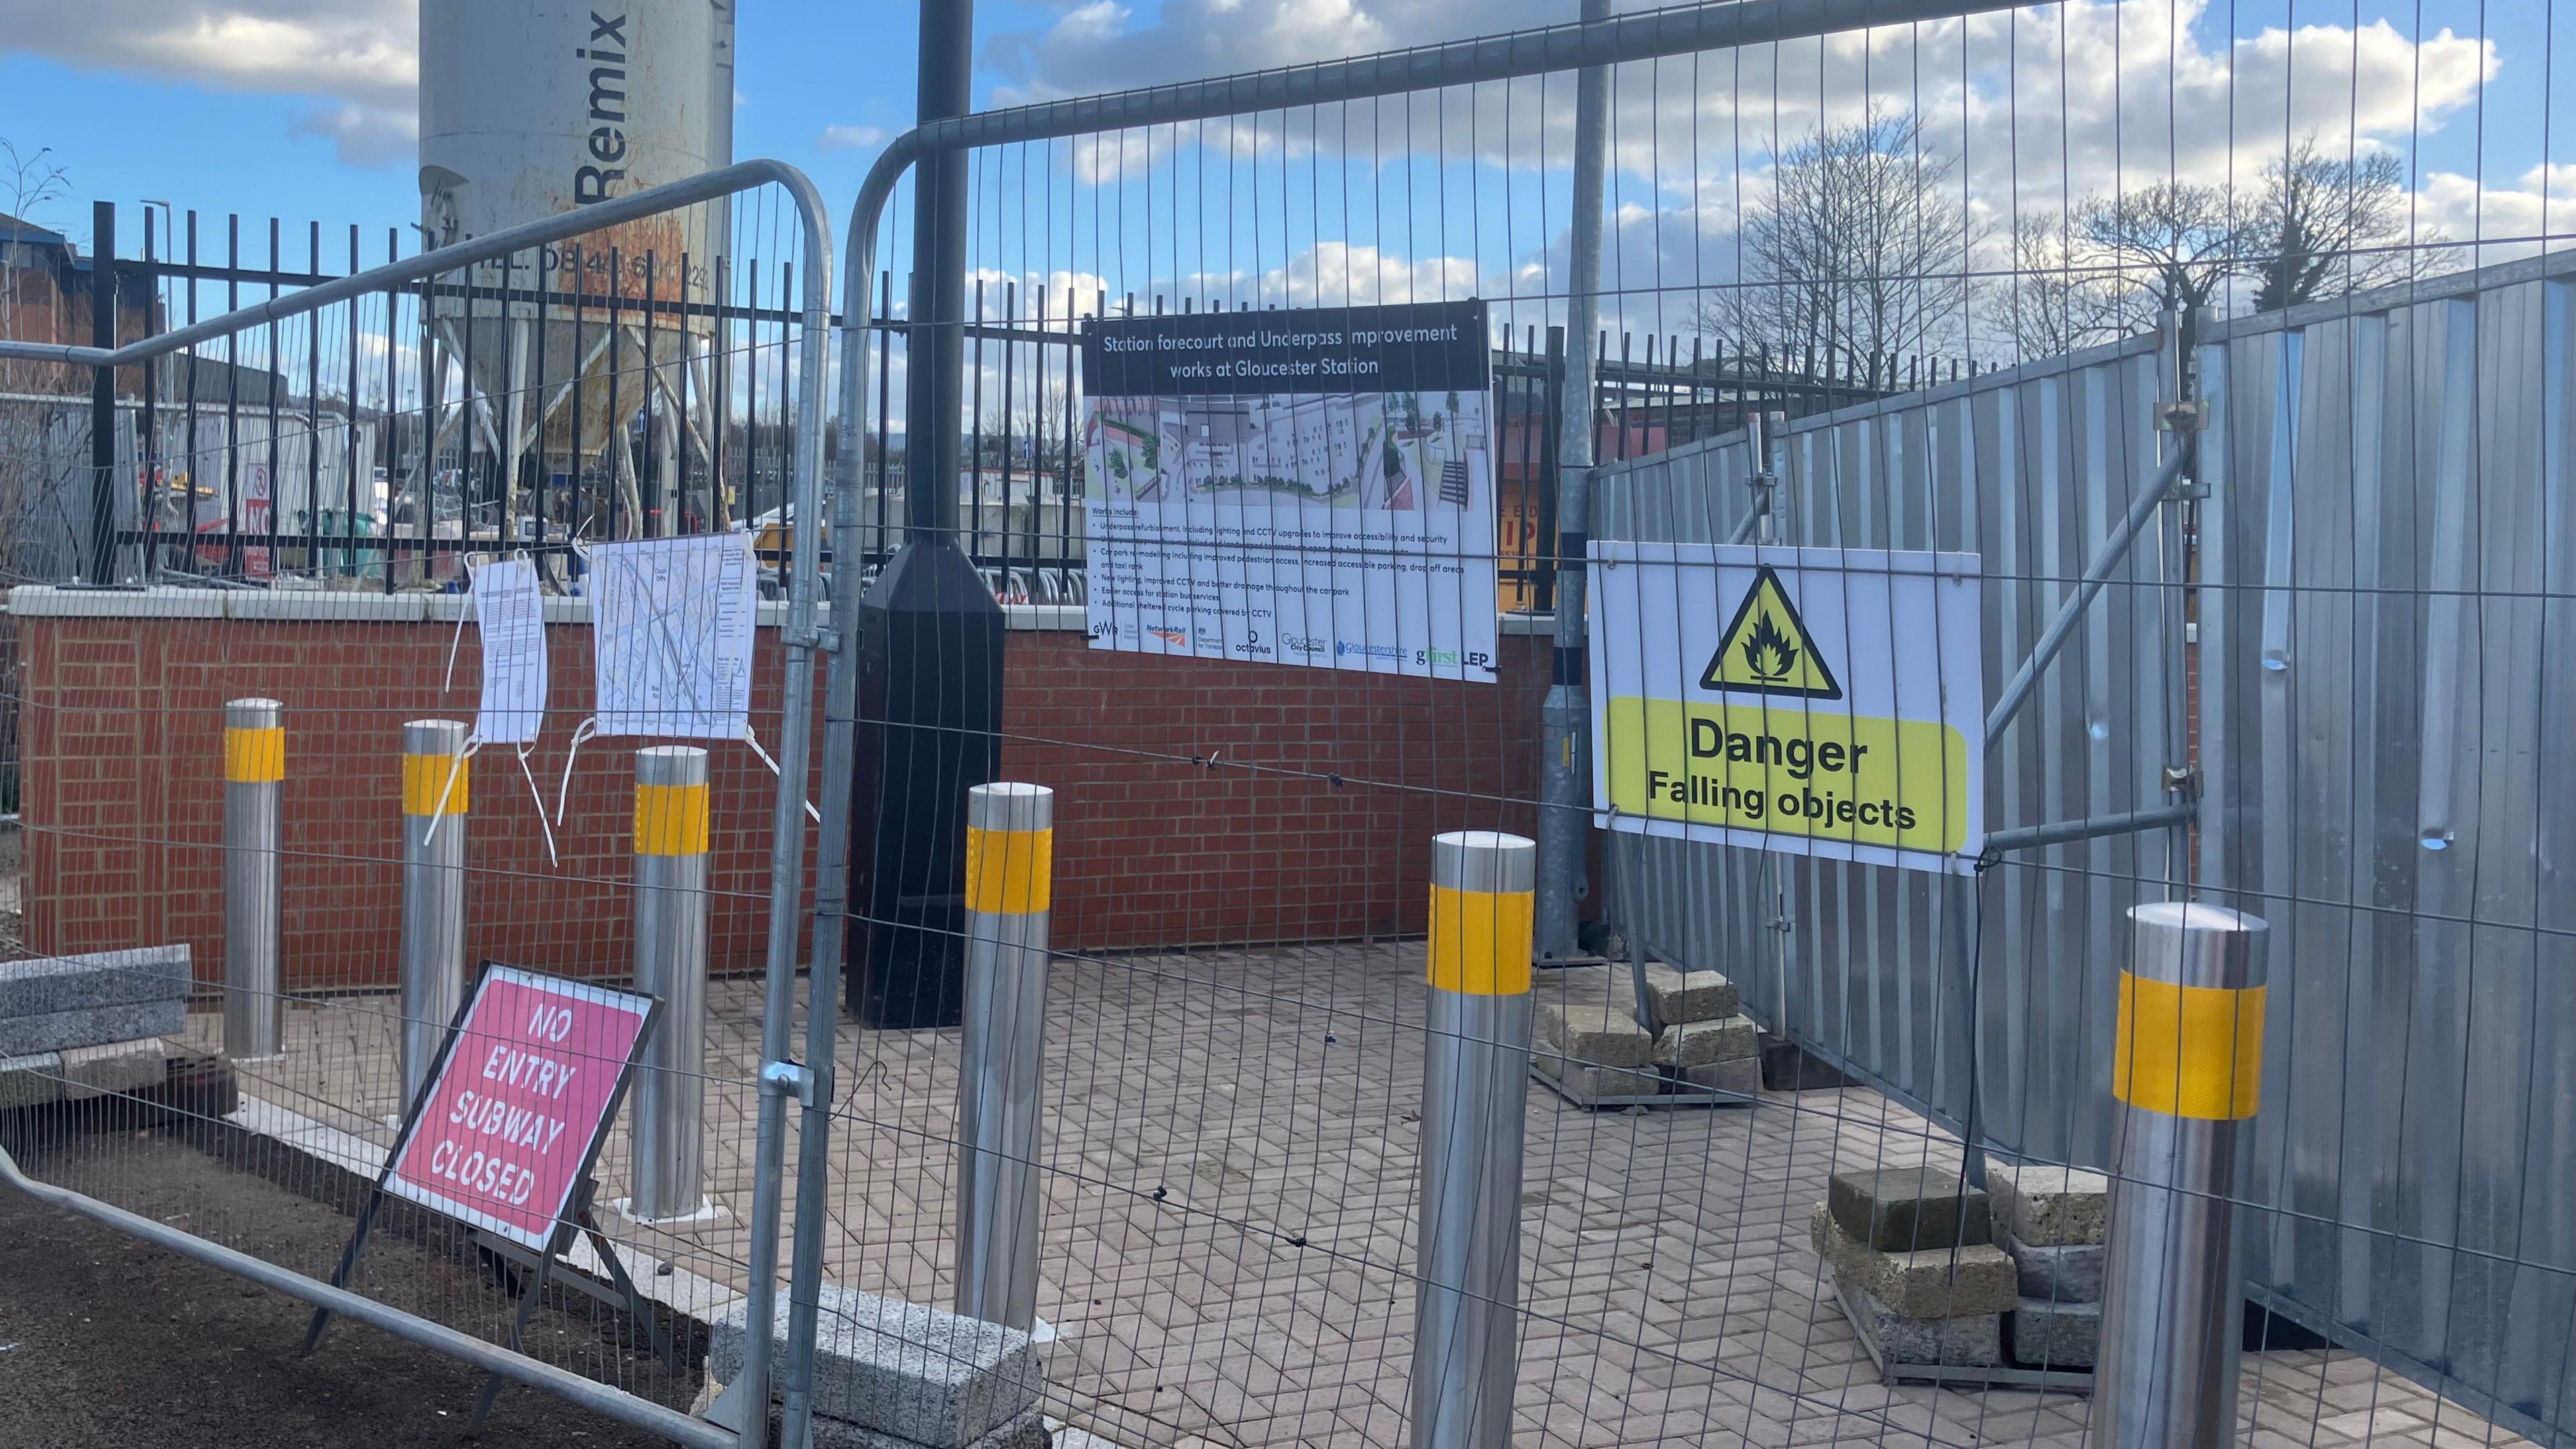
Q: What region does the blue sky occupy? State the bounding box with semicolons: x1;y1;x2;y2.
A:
1;0;2569;344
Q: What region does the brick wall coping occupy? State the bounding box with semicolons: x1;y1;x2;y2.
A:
6;586;1558;635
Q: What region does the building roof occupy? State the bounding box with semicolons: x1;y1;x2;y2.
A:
0;210;69;249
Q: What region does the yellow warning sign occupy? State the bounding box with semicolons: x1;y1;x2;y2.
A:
1699;566;1842;700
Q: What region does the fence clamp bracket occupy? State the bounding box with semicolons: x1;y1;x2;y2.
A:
2162;764;2202;801
2157;398;2208;433
759;1058;817;1107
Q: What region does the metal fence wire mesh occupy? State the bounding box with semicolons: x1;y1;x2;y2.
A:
1;3;2575;1449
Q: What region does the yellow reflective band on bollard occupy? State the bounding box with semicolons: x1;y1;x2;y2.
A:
224;727;284;784
1426;883;1534;996
965;826;1053;915
400;751;468;816
2114;972;2265;1120
634;782;711;856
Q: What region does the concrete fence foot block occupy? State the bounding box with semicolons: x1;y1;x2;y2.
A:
1536;1002;1653;1068
808;1408;1052;1449
1983;1163;2110;1247
2009;1296;2102;1368
709;1285;1042;1448
1833;1269;2004;1368
1998;1229;2104;1303
1680;1056;1764;1095
1532;1052;1660;1099
1654;1014;1759;1068
0;1051;65;1110
60;1038;172;1101
1811;1203;2018;1318
1641;963;1741;1024
1827;1167;1992;1251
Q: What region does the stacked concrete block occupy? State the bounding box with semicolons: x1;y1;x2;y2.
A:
1988;1161;2111;1369
709;1284;1046;1449
0;946;192;1059
1533;1002;1658;1097
1534;961;1762;1100
1813;1167;2017;1368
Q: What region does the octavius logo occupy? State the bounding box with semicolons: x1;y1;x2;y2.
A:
1740;612;1798;681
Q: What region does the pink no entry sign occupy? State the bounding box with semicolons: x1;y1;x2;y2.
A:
384;965;658;1250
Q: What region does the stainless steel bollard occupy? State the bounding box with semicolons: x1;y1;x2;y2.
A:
397;719;470;1108
1412;830;1536;1449
2095;902;2270;1449
631;745;712;1220
954;782;1055;1331
222;698;285;1058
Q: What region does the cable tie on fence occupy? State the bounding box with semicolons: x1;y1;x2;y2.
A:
441;584;476;694
743;724;820;824
554;716;600;826
517;741;559;869
421;736;482;847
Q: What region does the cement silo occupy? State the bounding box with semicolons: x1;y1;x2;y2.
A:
417;0;735;543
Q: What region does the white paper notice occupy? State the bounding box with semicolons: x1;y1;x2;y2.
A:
591;533;759;739
471;558;548;745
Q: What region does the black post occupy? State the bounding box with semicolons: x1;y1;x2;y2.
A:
87;201;117;584
847;0;1002;1029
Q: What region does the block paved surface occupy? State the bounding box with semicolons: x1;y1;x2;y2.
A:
121;944;2532;1449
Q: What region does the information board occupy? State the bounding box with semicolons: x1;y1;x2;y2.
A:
1080;299;1499;681
382;964;658;1251
1589;541;1984;875
590;533;758;738
470;557;547;746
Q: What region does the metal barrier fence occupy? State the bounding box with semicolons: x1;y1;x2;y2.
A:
3;2;2575;1448
0;159;836;1448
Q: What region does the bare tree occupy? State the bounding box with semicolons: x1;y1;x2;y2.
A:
2069;180;2256;349
0;139;72;393
2251;138;2431;311
1700;109;1984;387
2006;213;2136;358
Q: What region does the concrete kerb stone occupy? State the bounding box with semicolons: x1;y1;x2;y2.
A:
709;1283;1042;1447
1984;1162;2110;1247
1653;1014;1758;1068
1827;1166;1991;1251
1640;963;1740;1024
2009;1295;2102;1368
1998;1229;2104;1303
1811;1203;2018;1319
0;946;193;1058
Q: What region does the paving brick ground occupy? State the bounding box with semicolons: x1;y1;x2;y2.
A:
117;944;2532;1449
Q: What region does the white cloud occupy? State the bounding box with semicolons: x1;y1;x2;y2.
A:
0;0;417;167
819;125;888;152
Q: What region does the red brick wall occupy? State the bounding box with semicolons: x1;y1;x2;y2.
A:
19;616;1553;989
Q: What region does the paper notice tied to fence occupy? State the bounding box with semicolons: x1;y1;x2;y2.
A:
382;964;658;1251
1589;542;1984;875
590;533;758;738
1081;299;1499;681
472;557;547;745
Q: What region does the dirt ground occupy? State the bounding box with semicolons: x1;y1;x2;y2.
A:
0;1127;699;1448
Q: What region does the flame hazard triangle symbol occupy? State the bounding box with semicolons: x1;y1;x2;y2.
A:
1701;566;1843;700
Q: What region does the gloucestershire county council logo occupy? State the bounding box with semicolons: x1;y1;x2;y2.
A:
1336;640;1403;661
1700;565;1843;700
